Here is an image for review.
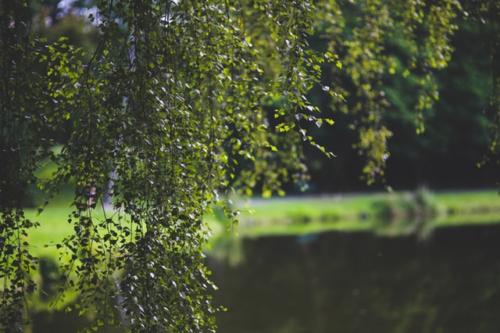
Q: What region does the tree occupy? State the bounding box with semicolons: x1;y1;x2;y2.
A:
0;0;493;332
301;0;498;191
1;1;328;331
315;0;462;183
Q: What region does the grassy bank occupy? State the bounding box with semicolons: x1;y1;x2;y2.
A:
216;189;500;238
25;189;500;256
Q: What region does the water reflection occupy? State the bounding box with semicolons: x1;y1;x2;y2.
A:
212;225;500;333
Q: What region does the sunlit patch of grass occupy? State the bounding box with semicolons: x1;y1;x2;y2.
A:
25;189;500;255
26;205;74;257
226;189;500;237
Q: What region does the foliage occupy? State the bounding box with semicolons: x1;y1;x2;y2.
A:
383;17;497;188
1;0;329;331
0;1;79;330
315;0;461;183
465;0;500;185
299;0;498;191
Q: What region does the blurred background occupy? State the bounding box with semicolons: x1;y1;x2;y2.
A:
22;1;500;332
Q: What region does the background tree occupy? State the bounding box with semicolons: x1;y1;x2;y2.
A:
302;0;498;192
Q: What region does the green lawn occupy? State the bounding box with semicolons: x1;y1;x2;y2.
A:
25;189;500;256
226;189;499;234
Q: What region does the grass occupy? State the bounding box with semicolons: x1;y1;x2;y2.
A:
220;189;500;237
23;189;500;257
26;205;73;257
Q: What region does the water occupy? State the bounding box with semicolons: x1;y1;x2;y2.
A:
211;225;500;333
31;224;500;332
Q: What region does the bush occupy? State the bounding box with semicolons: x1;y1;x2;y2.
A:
372;188;439;234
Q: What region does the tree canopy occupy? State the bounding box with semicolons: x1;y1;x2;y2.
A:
0;0;497;332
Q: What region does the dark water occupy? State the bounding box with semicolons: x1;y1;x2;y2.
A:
211;225;500;333
32;224;500;332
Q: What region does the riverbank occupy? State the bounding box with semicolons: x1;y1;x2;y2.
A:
25;189;500;257
213;189;500;238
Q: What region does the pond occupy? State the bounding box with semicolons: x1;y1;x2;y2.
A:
31;224;500;332
212;224;500;333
